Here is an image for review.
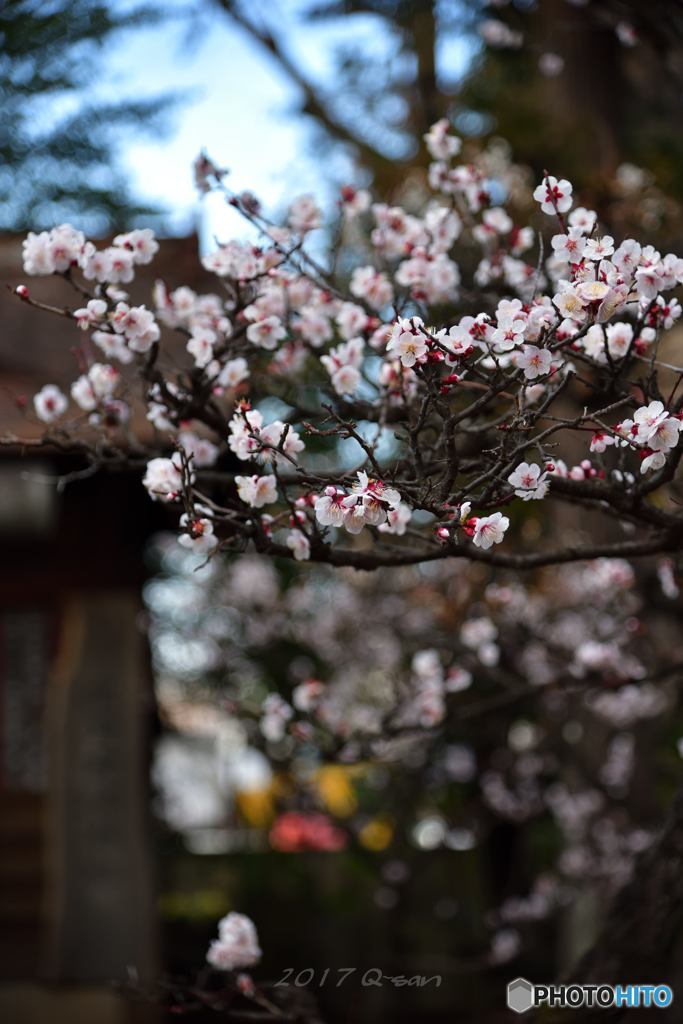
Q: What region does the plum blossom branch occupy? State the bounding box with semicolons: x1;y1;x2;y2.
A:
7;122;683;570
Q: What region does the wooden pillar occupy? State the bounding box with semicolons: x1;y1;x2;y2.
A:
46;592;157;983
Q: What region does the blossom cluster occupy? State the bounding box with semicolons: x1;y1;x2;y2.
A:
11;119;683;571
147;537;683;970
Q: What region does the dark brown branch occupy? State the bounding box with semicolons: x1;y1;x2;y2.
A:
256;530;680;571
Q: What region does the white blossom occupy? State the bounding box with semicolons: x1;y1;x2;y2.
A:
235;474;278;508
178;510;218;554
286;529;311;561
533;176;573;215
472;512;510;549
34;384;68;422
508;462;548;500
206;913;261;971
517;345;553;380
143;455;184;502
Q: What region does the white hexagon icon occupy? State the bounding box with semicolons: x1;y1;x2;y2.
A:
507;977;534;1014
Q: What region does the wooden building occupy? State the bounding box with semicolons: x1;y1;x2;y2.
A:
0;233;213;1022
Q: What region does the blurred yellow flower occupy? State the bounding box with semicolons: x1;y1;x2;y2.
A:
315;765;359;817
358;816;394;851
235;787;275;827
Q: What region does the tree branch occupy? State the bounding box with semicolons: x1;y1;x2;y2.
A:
213;0;398;181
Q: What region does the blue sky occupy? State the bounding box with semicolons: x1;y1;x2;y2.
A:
97;1;473;242
100;2;378;240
